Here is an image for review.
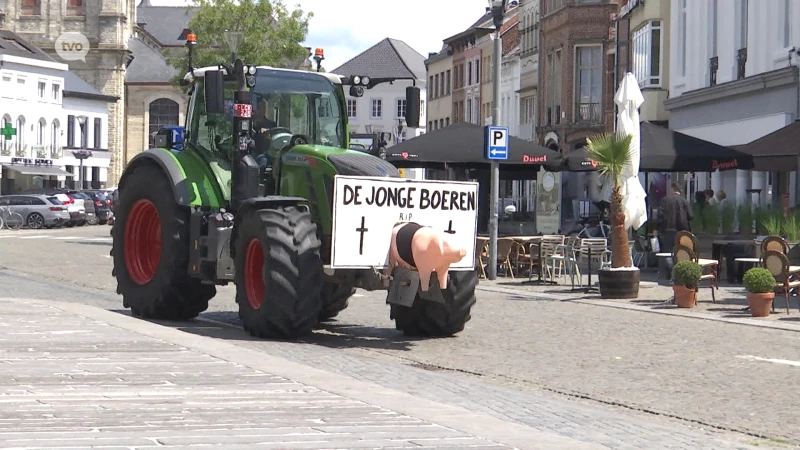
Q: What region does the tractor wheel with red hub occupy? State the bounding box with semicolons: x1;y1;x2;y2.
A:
234;205;323;339
111;164;216;320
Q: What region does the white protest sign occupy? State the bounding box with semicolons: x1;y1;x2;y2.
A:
330;175;479;270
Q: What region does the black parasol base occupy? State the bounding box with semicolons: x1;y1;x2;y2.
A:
597;268;640;299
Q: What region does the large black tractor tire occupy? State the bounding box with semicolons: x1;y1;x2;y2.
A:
390;270;478;337
111;164;216;320
319;283;356;321
234;206;323;339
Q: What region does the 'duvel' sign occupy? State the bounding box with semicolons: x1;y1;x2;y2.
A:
330;175;479;270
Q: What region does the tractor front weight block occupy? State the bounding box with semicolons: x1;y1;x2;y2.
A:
386;267;445;307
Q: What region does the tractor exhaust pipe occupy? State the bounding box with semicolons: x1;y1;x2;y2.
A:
230;59;260;212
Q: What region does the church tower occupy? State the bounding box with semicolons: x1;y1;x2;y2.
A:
0;0;136;185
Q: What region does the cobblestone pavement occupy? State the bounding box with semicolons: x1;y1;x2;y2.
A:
0;226;796;449
0;299;551;449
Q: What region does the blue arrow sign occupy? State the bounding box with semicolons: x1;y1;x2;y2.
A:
484;126;509;161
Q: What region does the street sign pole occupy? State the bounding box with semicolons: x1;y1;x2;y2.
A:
486;28;506;280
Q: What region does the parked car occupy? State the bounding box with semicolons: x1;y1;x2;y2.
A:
83;190;113;225
21;188;87;226
66;191;97;225
0;194;70;229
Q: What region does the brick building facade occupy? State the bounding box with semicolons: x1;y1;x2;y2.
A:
536;0;618;152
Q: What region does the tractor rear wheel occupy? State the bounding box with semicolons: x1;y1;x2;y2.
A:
111;164;215;320
234;206;322;339
319;283;356;321
390;270;478;337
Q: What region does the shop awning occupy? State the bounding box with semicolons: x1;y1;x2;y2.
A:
639;121;755;172
385;122;563;169
732;120;800;172
2;164;75;177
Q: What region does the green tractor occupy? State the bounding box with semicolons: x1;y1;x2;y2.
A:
111;36;480;340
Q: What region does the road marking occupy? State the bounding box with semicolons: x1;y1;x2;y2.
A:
736;355;800;367
51;236;83;240
19;235;48;239
353;294;364;297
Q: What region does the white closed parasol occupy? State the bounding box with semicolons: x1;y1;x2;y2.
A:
614;72;647;230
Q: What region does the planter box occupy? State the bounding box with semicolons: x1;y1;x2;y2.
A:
597;268;640;299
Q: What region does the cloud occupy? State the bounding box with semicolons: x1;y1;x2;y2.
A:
145;0;492;70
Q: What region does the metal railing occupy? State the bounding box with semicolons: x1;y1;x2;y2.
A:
575;102;601;124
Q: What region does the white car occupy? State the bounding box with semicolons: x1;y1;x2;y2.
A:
54;193;86;227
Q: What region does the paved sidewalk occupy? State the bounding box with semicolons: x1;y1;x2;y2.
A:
0;299;601;450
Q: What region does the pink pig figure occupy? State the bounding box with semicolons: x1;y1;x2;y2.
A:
385;222;468;291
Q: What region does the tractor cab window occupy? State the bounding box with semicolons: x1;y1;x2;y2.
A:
187;78;237;163
250;68;345;151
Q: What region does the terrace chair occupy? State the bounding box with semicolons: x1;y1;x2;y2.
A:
475;238;489;278
513;241;535;278
675;230;699;254
547;235;580;284
761;235;789;257
761;250;800;314
496;238;516;278
674;244;717;302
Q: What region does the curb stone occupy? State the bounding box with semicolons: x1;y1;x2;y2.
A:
2;297;604;450
476;285;800;333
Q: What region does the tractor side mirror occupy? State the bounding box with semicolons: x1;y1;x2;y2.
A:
204;69;225;114
405;86;420;128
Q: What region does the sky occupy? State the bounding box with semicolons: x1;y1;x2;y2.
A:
147;0;492;70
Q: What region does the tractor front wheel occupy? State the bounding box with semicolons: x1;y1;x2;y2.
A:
390;270;478;337
234;206;323;339
111;164;216;320
319;283;356;321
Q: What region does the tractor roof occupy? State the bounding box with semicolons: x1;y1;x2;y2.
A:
183;65;343;85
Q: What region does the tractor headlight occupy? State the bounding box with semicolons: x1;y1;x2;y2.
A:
353;76;361;85
248;66;256;75
361;76;370;86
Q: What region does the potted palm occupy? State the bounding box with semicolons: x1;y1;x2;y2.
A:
671;260;702;308
742;267;775;317
585;132;640;299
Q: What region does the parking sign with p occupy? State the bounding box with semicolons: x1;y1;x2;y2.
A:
484;126;509;160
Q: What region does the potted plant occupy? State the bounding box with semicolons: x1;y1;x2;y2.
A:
671;260;702;308
737;203;754;235
781;214;800;248
585;132;640;299
742;267;775;317
720;203;736;235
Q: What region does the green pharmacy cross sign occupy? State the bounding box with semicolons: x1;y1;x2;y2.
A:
1;122;16;141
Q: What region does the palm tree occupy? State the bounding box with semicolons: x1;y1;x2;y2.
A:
586;132;634;269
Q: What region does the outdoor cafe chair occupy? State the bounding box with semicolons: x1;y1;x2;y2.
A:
761;250;800;314
513;241;535;277
475;238;489;278
761;235;789;256
496;238;516;278
674;244;717;302
675;231;699;254
547;235;580;284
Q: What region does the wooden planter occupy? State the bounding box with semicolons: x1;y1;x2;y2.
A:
673;285;697;308
597;268;640;299
746;292;774;317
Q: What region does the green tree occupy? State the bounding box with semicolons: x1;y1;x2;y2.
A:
167;0;313;80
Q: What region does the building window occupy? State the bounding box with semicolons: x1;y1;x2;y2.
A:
428;121;432;130
371;99;382;118
781;0;791;48
148;98;180;148
445;117;450;126
79;117;88;148
52;84;60;101
93;118;102;149
434;73;439;98
15;116;25;153
347;99;357;118
677;0;686;77
575;46;602;123
467;61;473;85
632;21;662;87
50;120;59;152
440;73;445;96
420;99;425;114
38;81;46;98
37;119;46;145
67;115;75;147
466;98;472;123
475;59;480;84
67;0;84;15
20;0;40;15
445;70;451;94
428;76;433;99
0;115;10;154
737;0;748;49
396;99;406;118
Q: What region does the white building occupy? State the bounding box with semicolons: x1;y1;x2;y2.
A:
0;29;115;194
500;43;521;137
664;0;800;207
332;38;427;180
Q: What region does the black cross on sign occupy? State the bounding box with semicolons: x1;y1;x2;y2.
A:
444;220;456;234
355;216;369;255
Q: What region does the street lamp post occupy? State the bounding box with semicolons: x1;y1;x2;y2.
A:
71;149;92;191
487;0;506;280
